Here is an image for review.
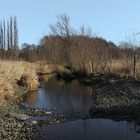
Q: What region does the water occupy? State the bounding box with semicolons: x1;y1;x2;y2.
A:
33;119;140;140
24;77;140;140
23;78;94;118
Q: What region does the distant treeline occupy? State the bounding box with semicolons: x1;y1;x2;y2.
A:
1;15;139;76
20;15;139;76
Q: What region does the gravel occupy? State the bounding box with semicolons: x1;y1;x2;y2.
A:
0;113;33;140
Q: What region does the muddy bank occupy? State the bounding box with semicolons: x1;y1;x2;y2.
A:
56;71;123;85
89;78;140;122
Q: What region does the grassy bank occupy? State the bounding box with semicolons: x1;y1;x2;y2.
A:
0;60;55;107
0;59;68;107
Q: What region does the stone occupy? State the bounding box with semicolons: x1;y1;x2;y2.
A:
45;111;52;115
31;121;37;124
9;112;30;121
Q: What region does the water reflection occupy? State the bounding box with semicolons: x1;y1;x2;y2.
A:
24;78;94;118
33;119;140;140
24;77;140;139
25;91;38;105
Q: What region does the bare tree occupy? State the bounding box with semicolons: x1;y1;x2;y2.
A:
7;20;10;56
50;14;73;47
3;20;6;58
13;16;19;59
10;16;13;51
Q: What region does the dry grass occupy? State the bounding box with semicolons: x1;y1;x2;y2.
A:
0;60;40;106
110;60;131;76
0;60;64;106
1;58;140;107
36;61;55;74
74;59;140;78
0;78;13;106
0;60;38;84
20;69;39;90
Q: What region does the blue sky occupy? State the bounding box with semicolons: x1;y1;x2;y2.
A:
0;0;140;45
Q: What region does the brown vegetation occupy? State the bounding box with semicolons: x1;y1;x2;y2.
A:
0;60;40;106
19;14;139;79
1;15;139;79
18;70;39;90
